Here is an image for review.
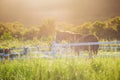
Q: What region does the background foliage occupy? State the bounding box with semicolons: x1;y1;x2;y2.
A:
0;16;120;41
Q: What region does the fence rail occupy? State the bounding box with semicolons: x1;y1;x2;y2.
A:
0;41;120;60
54;41;120;47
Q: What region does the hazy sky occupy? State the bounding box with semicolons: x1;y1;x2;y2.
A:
0;0;120;26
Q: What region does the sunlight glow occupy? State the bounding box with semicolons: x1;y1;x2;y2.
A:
0;0;120;26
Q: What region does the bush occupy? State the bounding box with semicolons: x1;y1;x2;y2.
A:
0;32;14;40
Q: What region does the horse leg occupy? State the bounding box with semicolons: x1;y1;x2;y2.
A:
94;50;98;55
76;49;79;56
74;46;79;56
93;45;99;56
88;51;92;58
88;46;93;58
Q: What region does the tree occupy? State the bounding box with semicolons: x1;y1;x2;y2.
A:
0;23;9;36
0;32;14;40
75;22;92;35
104;28;117;40
108;17;120;40
39;19;56;37
91;21;106;40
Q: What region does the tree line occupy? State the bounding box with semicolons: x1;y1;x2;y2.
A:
0;16;120;41
0;19;56;40
74;16;120;40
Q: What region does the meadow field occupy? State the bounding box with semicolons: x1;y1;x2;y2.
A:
0;39;120;80
0;57;120;80
0;17;120;80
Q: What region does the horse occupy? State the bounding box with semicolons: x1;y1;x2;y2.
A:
55;31;99;57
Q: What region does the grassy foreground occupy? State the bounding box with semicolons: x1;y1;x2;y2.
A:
0;58;120;80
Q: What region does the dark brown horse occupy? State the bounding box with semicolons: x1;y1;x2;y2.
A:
56;31;99;57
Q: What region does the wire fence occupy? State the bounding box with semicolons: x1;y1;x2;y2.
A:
51;41;120;58
0;41;120;60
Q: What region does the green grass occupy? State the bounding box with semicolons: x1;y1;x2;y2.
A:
0;58;120;80
0;39;51;48
0;39;120;80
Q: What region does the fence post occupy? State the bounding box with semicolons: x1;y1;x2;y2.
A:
52;41;56;59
